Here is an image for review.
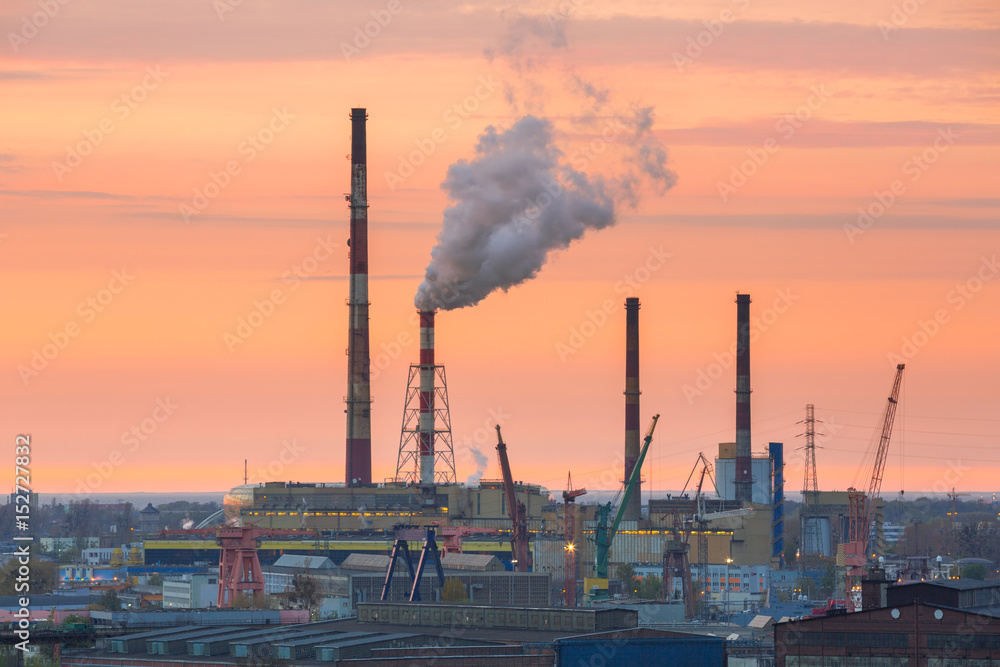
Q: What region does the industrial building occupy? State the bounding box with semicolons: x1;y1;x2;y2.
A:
59;605;731;666
775;603;1000;665
799;491;886;558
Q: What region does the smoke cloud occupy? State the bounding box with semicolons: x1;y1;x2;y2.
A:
465;445;490;486
415;115;616;311
414;11;677;312
414;109;675;311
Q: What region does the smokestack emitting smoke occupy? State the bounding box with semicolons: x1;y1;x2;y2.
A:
345;108;372;487
735;293;752;503
623;297;641;521
419;310;436;484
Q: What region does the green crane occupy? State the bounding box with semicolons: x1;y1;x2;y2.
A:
591;414;660;597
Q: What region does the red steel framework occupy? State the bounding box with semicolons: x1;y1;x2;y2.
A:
215;526;316;608
395;310;456;484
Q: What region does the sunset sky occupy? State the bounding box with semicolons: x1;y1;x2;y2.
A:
2;0;998;500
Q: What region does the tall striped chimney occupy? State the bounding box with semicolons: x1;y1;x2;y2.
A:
735;293;752;503
418;310;436;485
345;108;372;487
623;298;642;521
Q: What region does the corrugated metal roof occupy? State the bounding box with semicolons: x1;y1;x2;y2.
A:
272;554;334;570
341;553;391;571
441;553;502;571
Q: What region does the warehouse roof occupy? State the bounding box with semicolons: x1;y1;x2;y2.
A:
272;554;335;570
341;553;391;572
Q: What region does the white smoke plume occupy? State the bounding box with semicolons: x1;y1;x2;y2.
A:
415;115;615;311
413;11;677;312
465;444;490;486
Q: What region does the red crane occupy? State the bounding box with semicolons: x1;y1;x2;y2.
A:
562;472;587;606
844;363;905;607
215;526;316;607
496;425;531;572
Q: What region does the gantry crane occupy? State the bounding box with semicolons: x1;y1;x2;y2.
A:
590;414;660;601
563;472;587;606
496;425;531;572
673;453;750;618
844;363;905;607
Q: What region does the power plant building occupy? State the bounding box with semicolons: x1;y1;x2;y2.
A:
715;443;773;505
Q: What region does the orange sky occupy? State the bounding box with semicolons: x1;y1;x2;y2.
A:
2;0;998;499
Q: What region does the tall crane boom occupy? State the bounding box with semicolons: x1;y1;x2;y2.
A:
849;363;905;546
495;425;531;572
845;364;904;610
594;414;660;580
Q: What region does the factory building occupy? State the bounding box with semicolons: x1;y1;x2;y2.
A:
799;491;886;558
715;443;773;505
775;603;1000;665
223;479;551;533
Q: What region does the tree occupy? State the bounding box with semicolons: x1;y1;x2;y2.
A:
147;574;164;587
441;578;470;603
615;563;639;597
637;574;663;600
97;589;121;611
288;574;322;613
961;563;988;580
0;559;57;595
818;562;837;598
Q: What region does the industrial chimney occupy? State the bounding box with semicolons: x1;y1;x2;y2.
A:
623;298;642;521
419;310;436;485
395;310;457;485
735;293;752;503
345;108;372;487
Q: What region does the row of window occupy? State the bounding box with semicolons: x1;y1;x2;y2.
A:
927;633;1000;650
786;658;908;666
786;632;909;648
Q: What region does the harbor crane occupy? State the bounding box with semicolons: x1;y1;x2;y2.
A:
590;414;660;601
844;363;905;608
496;425;531;572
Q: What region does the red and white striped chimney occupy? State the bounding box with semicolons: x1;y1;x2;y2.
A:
623;297;641;521
418;310;436;485
345;108;372;487
735;293;752;504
